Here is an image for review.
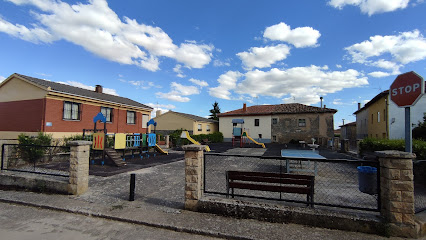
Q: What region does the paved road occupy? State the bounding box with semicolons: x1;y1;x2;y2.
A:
0;202;219;240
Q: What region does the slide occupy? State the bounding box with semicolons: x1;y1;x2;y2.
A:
182;131;211;152
155;144;168;155
243;132;266;148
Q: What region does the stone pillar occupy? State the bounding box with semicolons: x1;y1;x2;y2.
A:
375;150;420;238
183;144;206;211
68;141;91;195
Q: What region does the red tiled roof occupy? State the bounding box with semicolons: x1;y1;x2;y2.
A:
218;103;337;117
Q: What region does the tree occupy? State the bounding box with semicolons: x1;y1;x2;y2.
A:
413;113;426;141
209;101;221;121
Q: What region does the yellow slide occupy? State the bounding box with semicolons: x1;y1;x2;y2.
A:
181;131;211;152
243;131;266;148
155;144;168;155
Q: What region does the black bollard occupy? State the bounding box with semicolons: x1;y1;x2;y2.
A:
129;173;135;201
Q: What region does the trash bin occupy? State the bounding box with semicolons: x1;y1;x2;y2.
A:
357;166;377;194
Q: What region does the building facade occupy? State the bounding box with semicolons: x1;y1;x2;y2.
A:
354;90;389;139
218;103;336;144
153;110;218;135
0;73;152;139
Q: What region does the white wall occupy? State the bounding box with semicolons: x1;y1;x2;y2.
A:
219;115;272;142
389;95;426;139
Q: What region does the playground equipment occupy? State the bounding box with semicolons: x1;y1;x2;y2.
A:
83;113;168;167
231;119;265;148
242;131;266;148
180;131;211;152
232;119;244;147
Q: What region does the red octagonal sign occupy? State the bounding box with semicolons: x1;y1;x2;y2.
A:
390;71;424;107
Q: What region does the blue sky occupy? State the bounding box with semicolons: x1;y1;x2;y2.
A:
1;0;426;129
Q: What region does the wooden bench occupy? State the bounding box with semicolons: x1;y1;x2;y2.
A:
226;171;315;206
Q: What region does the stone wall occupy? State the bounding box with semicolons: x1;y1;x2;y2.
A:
271;113;334;145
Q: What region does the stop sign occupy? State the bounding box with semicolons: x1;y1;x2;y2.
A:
390;71;424;107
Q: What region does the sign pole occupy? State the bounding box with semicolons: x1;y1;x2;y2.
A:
405;107;412;153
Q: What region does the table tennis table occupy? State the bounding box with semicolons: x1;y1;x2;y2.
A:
281;149;326;175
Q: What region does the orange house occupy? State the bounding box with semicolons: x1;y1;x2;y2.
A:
0;73;153;139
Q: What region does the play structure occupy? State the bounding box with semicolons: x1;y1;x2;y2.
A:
180;131;211;152
83;113;168;167
232;119;265;148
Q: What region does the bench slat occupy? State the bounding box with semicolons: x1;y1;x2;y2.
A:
229;175;312;186
228;182;311;194
227;171;314;180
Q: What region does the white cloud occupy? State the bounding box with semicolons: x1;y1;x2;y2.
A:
345;30;426;73
210;66;368;105
120;78;161;90
0;18;56;43
189;78;208;87
146;102;175;117
213;59;231;67
333;99;344;105
173;64;186;78
368;71;392;78
328;0;410;15
237;44;291;70
263;22;321;48
336;64;342;68
58;81;119;95
209;71;243;100
1;0;213;71
156;82;200;102
0;76;5;83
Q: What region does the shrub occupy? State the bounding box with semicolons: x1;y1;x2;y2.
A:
359;138;426;160
17;132;53;163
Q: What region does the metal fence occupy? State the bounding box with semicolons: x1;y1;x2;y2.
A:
204;153;380;212
414;160;426;213
1;144;70;177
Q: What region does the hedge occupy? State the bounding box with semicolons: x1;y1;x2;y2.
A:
359;138;426;160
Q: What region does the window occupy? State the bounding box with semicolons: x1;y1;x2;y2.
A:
63;101;80;120
101;107;113;122
198;124;202;131
371;114;374;124
377;112;380;123
127;111;136;124
206;125;210;132
298;119;306;127
142;114;149;128
254;119;259;126
272;118;278;124
272;135;277;142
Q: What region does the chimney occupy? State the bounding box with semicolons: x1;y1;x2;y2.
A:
156;110;162;117
323;105;326;108
243;103;247;112
320;96;323;108
358;103;361;110
95;85;103;93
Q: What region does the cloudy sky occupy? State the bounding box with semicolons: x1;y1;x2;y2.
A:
1;0;426;128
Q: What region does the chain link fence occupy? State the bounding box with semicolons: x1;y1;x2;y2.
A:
414;160;426;213
1;144;70;177
204;153;380;211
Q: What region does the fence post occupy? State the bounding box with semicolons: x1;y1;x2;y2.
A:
183;144;206;211
375;150;421;238
68;141;91;195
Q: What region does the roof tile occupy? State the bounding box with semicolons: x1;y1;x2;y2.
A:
15;73;152;110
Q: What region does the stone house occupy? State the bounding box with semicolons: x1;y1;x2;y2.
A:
0;73;152;139
153;110;218;135
218;103;337;144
